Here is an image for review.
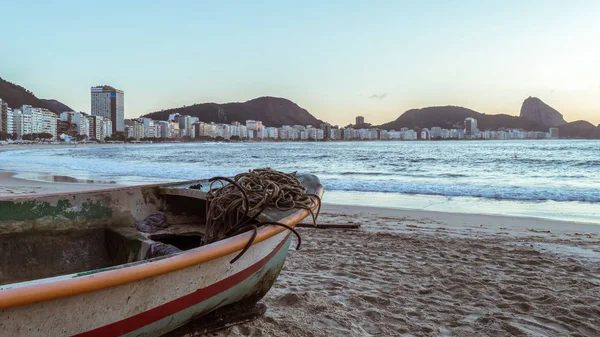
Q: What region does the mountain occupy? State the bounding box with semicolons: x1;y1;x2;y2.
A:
558;121;600;139
378;106;545;131
520;96;566;127
0;77;61;113
40;99;73;114
142;96;324;127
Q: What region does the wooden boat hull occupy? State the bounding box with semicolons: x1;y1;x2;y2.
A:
0;176;323;337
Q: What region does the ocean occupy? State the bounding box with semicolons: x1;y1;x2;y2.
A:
1;140;599;224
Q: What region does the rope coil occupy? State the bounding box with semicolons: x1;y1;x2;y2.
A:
203;168;321;263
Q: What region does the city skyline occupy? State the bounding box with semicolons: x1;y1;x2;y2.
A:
1;1;599;125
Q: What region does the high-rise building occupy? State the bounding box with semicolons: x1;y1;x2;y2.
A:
465;117;478;138
91;85;124;134
320;123;332;140
173;114;192;137
549;127;559;139
0;99;9;138
356;116;365;126
59;111;89;136
246;120;263;139
13;105;58;140
430;127;443;139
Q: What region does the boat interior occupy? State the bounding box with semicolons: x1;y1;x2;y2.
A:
0;186;209;286
0;174;320;287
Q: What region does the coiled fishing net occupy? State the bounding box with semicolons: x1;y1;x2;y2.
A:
204;168;321;262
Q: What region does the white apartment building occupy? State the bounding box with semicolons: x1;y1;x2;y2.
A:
229;122;248;139
125;119;146;140
158;121;169;138
174;115;192;137
102;119;113;139
59;111;89;136
13;105;58;140
0;100;14;138
430;127;442;139
12;109;29;138
465;117;478;138
138;118;159;138
216;124;231;139
88;115;111;141
264;127;279;139
91;85;124;134
246;120;263;139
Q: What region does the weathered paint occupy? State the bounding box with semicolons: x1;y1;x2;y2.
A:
0;199;112;222
92;236;291;337
0;231;292;337
0;185;167;235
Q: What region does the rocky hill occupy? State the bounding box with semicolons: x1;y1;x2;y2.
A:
142;96;324;127
520;96;566;127
378;106;545;131
558;121;600;139
0;77;60;113
40;99;73;114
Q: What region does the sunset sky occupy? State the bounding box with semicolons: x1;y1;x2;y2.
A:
1;0;599;126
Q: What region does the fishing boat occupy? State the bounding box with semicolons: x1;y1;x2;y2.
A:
0;173;323;337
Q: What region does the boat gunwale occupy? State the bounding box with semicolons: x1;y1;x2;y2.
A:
0;179;196;201
0;181;324;310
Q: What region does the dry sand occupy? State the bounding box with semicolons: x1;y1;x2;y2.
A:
215;205;600;337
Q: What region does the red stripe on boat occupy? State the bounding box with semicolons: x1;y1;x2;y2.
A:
75;236;289;337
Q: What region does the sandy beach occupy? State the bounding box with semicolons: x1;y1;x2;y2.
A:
1;167;598;336
212;205;600;337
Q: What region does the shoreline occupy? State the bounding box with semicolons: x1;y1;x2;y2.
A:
3;163;597;236
320;203;600;235
1;167;599;229
0;142;154;153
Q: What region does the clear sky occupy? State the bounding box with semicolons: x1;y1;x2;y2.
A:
1;0;599;126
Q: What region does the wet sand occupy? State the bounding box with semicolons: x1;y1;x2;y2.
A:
0;171;117;197
215;205;600;337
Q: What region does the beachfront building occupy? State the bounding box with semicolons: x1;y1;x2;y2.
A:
12;105;58;140
125;119;146;140
59;111;89;136
195;122;218;138
229;122;248;139
246;120;263;139
171;114;193;137
88;115;111;141
465;117;478;139
138;117;159;138
320;123;332;140
305;127;323;140
549;128;559;139
0;99;14;138
215;124;231;139
430;127;443;139
91;85;125;134
157;120;180;139
264;127;279;139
